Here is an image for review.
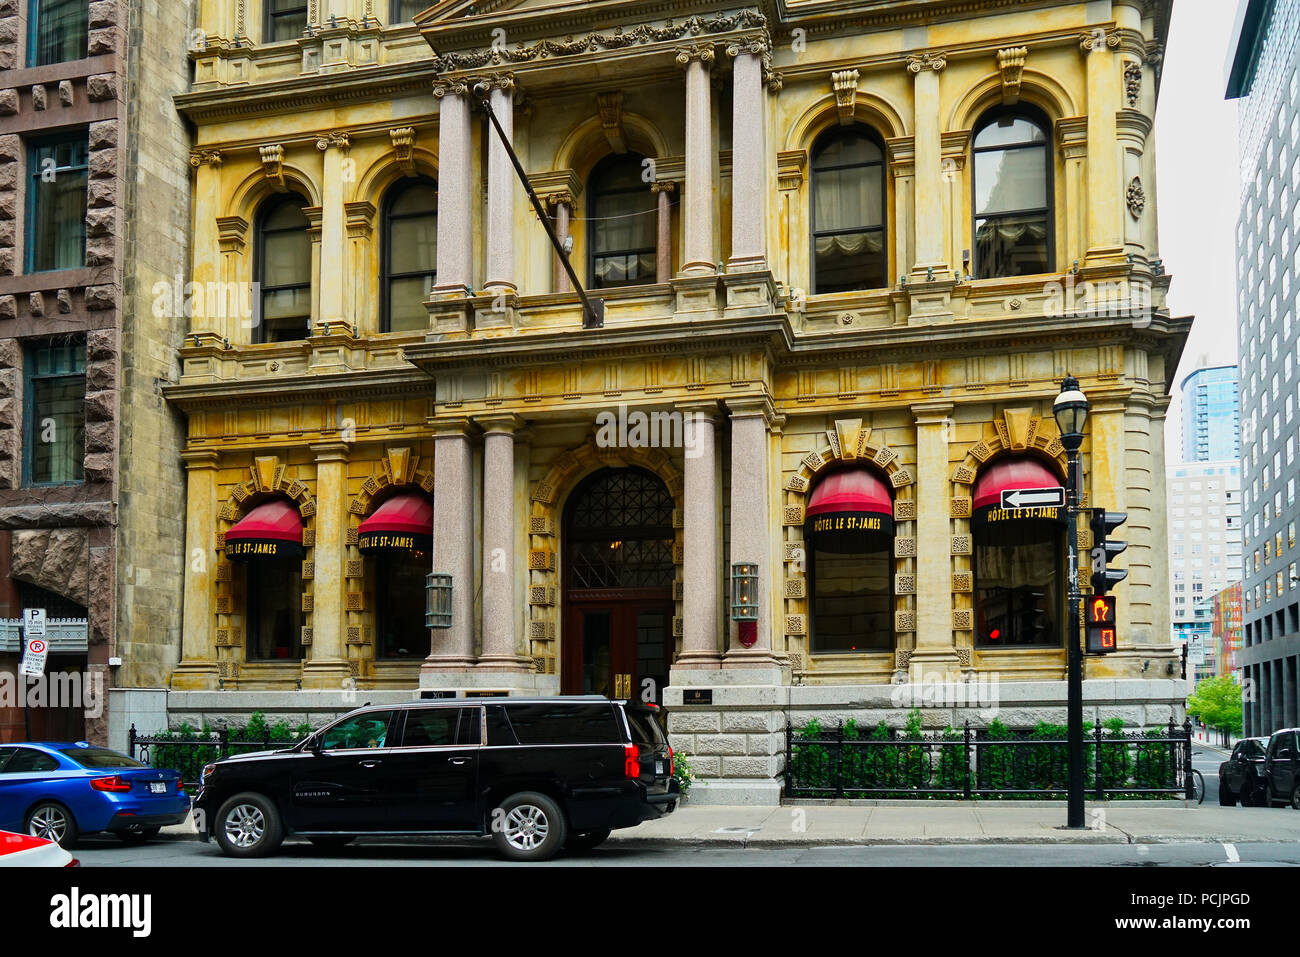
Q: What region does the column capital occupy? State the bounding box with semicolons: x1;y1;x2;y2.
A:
675;43;716;67
475;413;525;435
1078;29;1121;53
650;180;676;195
189;148;223;168
676;399;722;421
906;51;947;73
309;441;352;462
429;416;481;439
470;71;517;93
432;78;470;98
725;395;778;423
180;449;221;469
725;35;769;58
911;401;955;425
315;131;351;152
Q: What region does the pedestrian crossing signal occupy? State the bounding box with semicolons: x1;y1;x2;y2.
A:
1086;595;1118;654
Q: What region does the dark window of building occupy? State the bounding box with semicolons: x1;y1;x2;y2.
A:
390;0;424;22
809;544;893;653
381;177;437;333
810;126;886;293
502;702;622;745
264;0;307;42
255;194;312;342
245;561;303;661
23;340;84;486
27;133;88;273
28;0;87;66
974;520;1064;647
587;153;656;289
373;552;428;659
566;468;675;589
17;581;86;619
972;107;1053;278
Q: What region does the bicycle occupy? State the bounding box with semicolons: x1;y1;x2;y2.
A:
1189;768;1205;804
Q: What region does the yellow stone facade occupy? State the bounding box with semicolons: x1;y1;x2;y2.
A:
166;0;1187;705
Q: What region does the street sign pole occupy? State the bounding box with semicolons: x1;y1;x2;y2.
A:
1065;452;1085;828
20;627;29;740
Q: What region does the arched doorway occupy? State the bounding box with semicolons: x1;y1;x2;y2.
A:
562;467;675;703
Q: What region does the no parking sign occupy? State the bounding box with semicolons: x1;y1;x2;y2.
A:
20;608;48;677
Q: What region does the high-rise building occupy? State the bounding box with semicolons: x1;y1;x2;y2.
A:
1180;365;1241;462
0;2;195;744
1227;0;1300;737
1212;581;1245;681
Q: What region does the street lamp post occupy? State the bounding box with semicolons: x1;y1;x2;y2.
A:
1053;375;1089;829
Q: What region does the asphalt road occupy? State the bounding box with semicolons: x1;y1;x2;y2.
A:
66;834;1300;867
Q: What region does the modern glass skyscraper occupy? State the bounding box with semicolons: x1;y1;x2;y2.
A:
1180;366;1241;462
1227;0;1300;737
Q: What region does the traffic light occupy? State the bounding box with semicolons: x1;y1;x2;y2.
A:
1085;594;1118;654
1090;509;1128;595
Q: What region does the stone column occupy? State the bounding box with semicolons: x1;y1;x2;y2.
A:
172;451;220;687
652;182;674;283
316;132;350;325
724;399;782;669
910;402;960;676
423;420;478;681
676;44;716;276
906;52;948;277
676;404;722;668
726;39;767;270
432;81;473;294
302;442;352;688
188;150;225;337
477;414;530;673
1081;31;1124;264
484;74;517;295
548;195;572;294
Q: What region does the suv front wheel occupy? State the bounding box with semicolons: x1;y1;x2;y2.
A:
492;792;567;862
214;792;284;858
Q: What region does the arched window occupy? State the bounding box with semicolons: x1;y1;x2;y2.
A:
358;489;434;660
255;194;311;343
805;466;895;652
810;127;886;294
225;497;306;661
381;178;438;333
971;457;1065;647
972;107;1053;278
587;153;656;289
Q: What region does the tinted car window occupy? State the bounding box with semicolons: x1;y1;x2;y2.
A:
1241;740;1265;759
400;708;459;747
504;703;621;745
3;748;60;773
0;747;14;771
457;708;481;746
60;747;146;769
485;705;516;746
626;710;667;749
320;711;396;749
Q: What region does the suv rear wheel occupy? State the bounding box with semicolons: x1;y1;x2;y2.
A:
492;792;567;862
214;792;284;858
1291;784;1300;810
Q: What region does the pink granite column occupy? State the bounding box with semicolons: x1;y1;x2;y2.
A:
727;41;767;270
423;421;477;675
652;182;674;283
432;82;473;294
724;399;779;665
676;44;716;276
484;76;517;294
677;403;722;667
478;415;529;671
550;196;572;294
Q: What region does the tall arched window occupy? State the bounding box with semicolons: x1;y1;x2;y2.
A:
805;466;895;652
381;178;438;333
971;457;1065;647
810;127;886;294
255;194;311;343
972;108;1053;279
587;153;656;289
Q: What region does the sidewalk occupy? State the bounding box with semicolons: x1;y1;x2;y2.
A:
606;801;1300;847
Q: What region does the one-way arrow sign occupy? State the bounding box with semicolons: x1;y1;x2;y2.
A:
1000;487;1066;509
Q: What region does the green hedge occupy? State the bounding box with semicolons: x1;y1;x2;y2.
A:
141;711;314;787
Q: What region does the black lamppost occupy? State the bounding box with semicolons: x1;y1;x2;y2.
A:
1053;375;1089;829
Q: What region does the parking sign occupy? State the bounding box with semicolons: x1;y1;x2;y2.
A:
20;636;48;677
24;608;46;637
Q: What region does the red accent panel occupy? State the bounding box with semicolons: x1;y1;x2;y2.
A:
806;467;893;518
972;458;1063;512
225;499;304;545
358;492;434;537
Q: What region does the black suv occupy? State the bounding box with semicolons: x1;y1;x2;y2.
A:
1218;737;1268;806
1263;728;1300;809
193;697;679;861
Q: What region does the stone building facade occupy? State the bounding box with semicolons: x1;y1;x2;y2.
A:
0;0;194;742
166;0;1188;802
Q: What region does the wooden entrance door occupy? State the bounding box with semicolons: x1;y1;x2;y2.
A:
564;596;674;703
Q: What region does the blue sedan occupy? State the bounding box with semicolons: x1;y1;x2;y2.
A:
0;742;189;847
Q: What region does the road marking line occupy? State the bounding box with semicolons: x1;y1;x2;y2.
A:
1223;842;1239;863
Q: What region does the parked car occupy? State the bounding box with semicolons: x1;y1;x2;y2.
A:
1262;728;1300;809
1218;737;1269;806
194;696;680;862
0;829;78;867
0;742;189;847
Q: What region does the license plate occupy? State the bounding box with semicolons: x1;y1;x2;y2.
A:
149;782;167;794
655;761;665;776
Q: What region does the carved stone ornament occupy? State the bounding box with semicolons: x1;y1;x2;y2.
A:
1078;30;1120;52
906;51;947;73
997;47;1027;103
675;43;715;67
832;69;859;124
1126;176;1145;218
1124;61;1142;107
432;78;469;98
189;149;223;168
316;131;350;151
390;127;415;172
597;90;627;153
259;144;285;188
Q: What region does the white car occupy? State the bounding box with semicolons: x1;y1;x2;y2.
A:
0;829;78;867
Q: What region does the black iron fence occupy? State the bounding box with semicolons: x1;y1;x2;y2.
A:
128;725;305;786
785;718;1194;800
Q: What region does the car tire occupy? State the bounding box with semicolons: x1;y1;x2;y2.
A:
214;792;284;859
1291;785;1300;811
492;791;567;862
307;835;356;849
564;828;612;852
24;801;78;848
117;826;162;845
1218;781;1237;807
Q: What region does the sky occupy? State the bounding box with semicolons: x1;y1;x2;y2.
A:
1154;0;1243;461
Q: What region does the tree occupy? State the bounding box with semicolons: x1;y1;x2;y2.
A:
1186;676;1244;741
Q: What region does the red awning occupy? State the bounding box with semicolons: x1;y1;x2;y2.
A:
358;492;433;538
226;499;304;544
807;467;893;518
972;458;1064;512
